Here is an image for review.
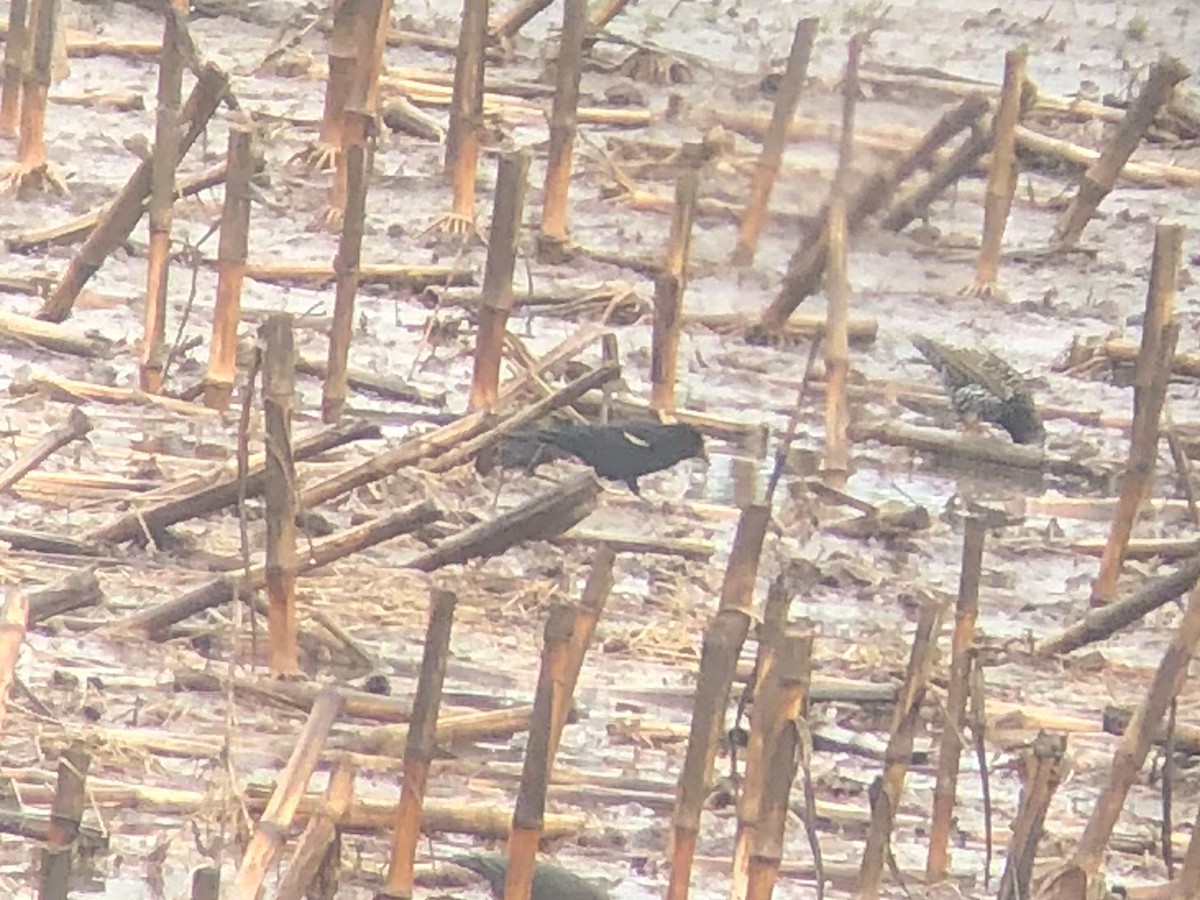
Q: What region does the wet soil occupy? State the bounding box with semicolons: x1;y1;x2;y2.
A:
3;0;1200;897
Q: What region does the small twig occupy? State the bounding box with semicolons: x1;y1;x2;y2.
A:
237;343;263;656
765;333;824;503
1164;697;1177;877
1165;405;1200;527
162;224;217;386
969;650;993;886
152;0;214;85
254;2;331;75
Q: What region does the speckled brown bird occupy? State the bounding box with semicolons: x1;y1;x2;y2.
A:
912;336;1045;445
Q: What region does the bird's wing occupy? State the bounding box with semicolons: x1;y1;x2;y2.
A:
979;349;1035;399
914;337;1027;402
450;854;506;888
536;426;591;458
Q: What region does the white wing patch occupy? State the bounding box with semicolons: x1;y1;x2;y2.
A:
622;431;651;448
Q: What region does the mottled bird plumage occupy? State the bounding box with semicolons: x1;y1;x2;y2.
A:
524;421;708;494
451;853;610;900
912;336;1045;445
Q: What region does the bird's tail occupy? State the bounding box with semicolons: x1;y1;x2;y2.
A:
911;334;946;365
534;427;586;461
535;427;570;444
451;853;508;892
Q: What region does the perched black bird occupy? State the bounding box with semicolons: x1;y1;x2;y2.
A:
452;853;610;900
531;421;708;495
912;336;1045;445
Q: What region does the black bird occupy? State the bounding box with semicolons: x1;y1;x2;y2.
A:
912;336;1045;445
452;853;610;900
531;421;708;495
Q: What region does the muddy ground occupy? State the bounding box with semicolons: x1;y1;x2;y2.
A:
2;0;1200;897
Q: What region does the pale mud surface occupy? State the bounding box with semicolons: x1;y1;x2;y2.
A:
1;0;1200;897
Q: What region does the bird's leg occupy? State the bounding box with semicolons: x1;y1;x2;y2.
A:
524;442;552;475
959;421;989;440
420;213;483;245
961;277;1009;301
961;420;987;439
289;141;340;172
489;467;506;510
955;406;989;440
2;161;67;197
309;204;344;232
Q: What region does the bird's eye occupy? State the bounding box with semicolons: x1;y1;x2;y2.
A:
623;432;650;448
